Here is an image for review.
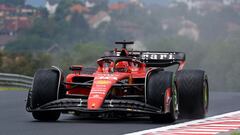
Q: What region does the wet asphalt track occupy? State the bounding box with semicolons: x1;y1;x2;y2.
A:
0;91;240;135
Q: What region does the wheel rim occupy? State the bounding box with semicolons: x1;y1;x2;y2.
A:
172;83;179;119
203;80;209;112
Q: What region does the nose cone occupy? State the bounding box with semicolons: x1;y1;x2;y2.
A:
87;73;127;110
87;81;113;110
87;97;104;110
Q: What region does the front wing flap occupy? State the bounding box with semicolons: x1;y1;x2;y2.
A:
27;98;163;115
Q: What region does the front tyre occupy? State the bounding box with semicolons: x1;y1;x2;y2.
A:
30;69;63;121
32;112;60;121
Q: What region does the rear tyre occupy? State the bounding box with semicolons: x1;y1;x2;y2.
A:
177;70;209;119
146;69;178;123
30;69;62;121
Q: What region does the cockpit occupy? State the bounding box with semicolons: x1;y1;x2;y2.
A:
97;57;145;73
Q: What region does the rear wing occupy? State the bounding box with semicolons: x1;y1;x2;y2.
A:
108;51;186;68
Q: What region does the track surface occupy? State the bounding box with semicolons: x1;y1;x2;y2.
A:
0;91;240;135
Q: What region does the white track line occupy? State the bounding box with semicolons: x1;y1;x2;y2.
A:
124;110;240;135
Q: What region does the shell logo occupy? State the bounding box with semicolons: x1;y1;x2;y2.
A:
95;80;111;85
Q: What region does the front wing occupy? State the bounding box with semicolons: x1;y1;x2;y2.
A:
26;98;164;115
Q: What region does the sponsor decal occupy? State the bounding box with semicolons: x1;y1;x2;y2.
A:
89;96;104;99
97;76;118;80
95;74;119;80
90;91;106;95
141;52;175;60
95;80;111;85
94;85;107;88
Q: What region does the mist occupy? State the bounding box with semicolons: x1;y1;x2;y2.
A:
112;0;240;91
139;0;240;91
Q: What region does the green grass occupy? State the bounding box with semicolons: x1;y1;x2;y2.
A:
0;87;29;91
231;131;240;135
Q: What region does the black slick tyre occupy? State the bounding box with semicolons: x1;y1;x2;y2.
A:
30;69;62;121
177;70;209;119
146;69;178;123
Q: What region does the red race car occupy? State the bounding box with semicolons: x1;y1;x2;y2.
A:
26;41;209;122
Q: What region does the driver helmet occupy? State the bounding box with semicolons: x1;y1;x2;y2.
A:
115;61;129;72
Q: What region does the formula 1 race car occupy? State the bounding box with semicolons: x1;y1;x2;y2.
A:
26;41;209;122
